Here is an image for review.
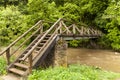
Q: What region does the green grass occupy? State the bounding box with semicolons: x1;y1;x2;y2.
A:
28;65;120;80
0;56;7;75
0;56;120;80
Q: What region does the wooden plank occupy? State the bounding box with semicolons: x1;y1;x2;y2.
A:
72;24;76;34
32;34;58;66
0;20;42;56
10;27;42;56
28;54;32;74
61;21;71;34
60;22;62;34
36;47;42;49
34;50;39;53
62;25;73;34
73;24;81;34
14;63;28;69
40;24;43;34
9;68;25;76
6;48;10;65
21;18;62;61
42;40;47;42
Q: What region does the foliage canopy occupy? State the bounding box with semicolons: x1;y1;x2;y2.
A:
0;0;120;50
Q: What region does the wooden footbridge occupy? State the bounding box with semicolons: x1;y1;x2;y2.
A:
0;18;102;76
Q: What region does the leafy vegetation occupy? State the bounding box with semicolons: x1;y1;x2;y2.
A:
69;40;82;47
0;56;7;75
0;0;120;49
101;1;120;50
28;65;120;80
0;6;27;45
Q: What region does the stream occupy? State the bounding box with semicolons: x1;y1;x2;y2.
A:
67;48;120;73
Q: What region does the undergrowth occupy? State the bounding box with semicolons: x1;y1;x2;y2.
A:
0;56;7;75
28;64;120;80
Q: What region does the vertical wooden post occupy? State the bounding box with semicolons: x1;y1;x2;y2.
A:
61;21;71;35
55;24;58;34
6;48;10;65
87;28;90;35
91;29;95;35
73;24;76;34
81;27;84;35
40;24;43;34
96;30;99;35
28;54;32;74
60;21;62;34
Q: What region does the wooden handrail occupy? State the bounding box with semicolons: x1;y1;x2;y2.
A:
10;26;43;56
0;20;42;56
0;18;103;75
21;18;62;61
32;21;62;62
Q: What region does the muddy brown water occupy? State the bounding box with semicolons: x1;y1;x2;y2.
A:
67;48;120;73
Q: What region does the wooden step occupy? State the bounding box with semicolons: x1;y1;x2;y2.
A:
14;63;28;69
9;68;26;76
19;57;31;62
27;47;32;50
44;37;50;40
34;50;39;53
36;47;41;51
22;54;26;56
39;43;44;45
21;50;29;57
36;47;41;49
24;50;29;53
38;35;43;39
33;34;39;37
21;50;29;56
35;39;39;42
46;34;51;37
31;43;36;46
19;57;24;61
41;40;47;43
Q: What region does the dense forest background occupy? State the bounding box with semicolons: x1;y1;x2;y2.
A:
0;0;120;50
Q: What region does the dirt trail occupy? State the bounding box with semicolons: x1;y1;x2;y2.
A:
1;74;20;80
1;74;27;80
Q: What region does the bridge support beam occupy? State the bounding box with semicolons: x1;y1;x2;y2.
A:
54;39;68;67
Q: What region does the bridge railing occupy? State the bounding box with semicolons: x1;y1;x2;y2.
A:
47;19;102;38
21;18;62;73
0;20;43;65
21;18;62;61
58;22;103;37
0;18;103;67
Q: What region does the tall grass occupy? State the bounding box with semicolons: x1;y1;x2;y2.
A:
28;65;120;80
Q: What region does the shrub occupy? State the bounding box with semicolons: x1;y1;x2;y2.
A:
0;6;27;45
28;65;120;80
0;56;7;75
